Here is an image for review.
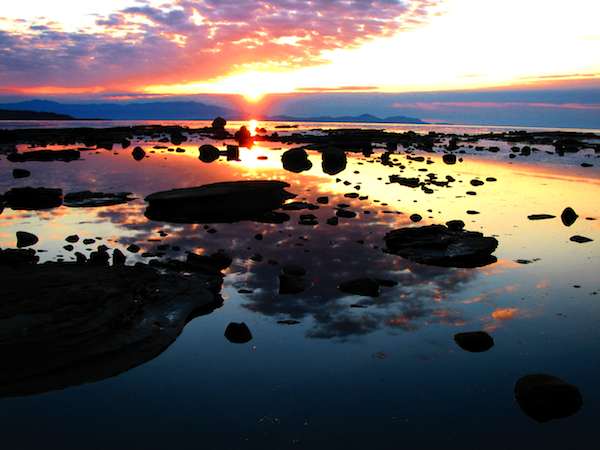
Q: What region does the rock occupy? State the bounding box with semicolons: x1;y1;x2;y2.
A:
336;209;357;219
322;150;347;175
282;265;306;277
89;247;110;266
145;181;296;224
561;207;578;227
277;320;301;325
0;263;221;397
339;278;380;297
127;244;140;253
470;179;484;186
389;175;420;188
3;187;63;210
384;224;499;268
282;148;312;173
113;249;126;266
224;322;252;343
317;196;329;204
570;235;593;243
65;235;79;243
0;248;39;265
326;216;339;226
528;214;556;220
12;169;30;178
234;126;253;147
299;214;318;225
7;149;80;162
410;214;422;223
199;144;220;163
16;231;38;248
281;201;318;211
446;220;465;231
212;117;227;130
63;245;74;252
442;154;457;165
515;374;583;422
64;191;133;208
132;147;146;161
454;331;494;352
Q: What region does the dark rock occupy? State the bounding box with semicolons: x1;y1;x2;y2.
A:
126;244;140;253
442;154;457;165
282;148;312;173
113;249;126;267
64;191;133;208
446;220;465;231
454;331;494;352
384;224;498;268
212;117;227;130
299;214;318;225
410;214;422;223
4;187;63;210
63;245;74;252
7;149;80;162
224;322;252;343
0;263;221;397
282;265;306;277
389;175;420;188
89;247;110;266
186;251;232;274
0;248;38;265
234;126;253;147
65;235;79;243
281;201;318;211
515;374;583;422
322;150;347;175
339;278;380;297
277;320;301;325
326;216;339;226
12;169;31;179
561;207;578;227
470;179;484;186
16;231;38;248
317;196;329;204
199;144;220;163
570;235;593;243
132;147;146;161
528;214;556;220
336;209;357;219
145;181;296;224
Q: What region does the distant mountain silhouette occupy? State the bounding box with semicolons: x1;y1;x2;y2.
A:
0;100;236;120
267;113;427;124
0;108;75;120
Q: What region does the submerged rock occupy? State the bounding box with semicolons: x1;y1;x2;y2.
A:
561;207;579;227
515;374;583;422
3;187;63;210
64;191;134;208
570;235;593;243
0;263;221;397
145;181;296;224
7;149;80;163
454;331;494;352
282;148;312;173
384;224;498;268
16;231;38;248
224;322;253;343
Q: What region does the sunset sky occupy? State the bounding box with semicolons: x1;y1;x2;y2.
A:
1;0;599;126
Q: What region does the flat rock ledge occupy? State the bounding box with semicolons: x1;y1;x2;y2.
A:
145;180;296;223
384;224;499;268
0;259;222;397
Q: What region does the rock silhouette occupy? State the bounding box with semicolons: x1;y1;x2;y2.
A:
515;374;583;422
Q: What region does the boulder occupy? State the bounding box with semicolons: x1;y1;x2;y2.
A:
322;150;347;175
132;147;146;161
199;144;220;163
561;207;578;227
16;231;38;248
384;224;498;268
515;374;583;422
454;331;494;352
224;322;252;343
145;180;296;224
212;117;227;130
282;148;312;173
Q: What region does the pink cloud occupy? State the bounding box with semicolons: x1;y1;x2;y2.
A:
0;0;441;91
392;101;600;111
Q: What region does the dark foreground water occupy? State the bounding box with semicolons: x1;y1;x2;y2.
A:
0;121;599;449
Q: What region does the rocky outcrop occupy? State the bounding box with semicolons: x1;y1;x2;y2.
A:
3;187;63;210
145;180;296;223
0;262;222;398
384;225;498;268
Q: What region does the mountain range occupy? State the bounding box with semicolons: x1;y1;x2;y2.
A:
0;100;426;124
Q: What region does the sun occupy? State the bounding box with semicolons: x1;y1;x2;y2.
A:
242;87;266;103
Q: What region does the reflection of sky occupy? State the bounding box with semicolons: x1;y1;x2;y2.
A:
1;129;600;447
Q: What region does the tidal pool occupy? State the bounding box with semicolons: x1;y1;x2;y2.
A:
0;121;599;449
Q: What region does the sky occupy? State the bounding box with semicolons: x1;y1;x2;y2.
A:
1;0;599;126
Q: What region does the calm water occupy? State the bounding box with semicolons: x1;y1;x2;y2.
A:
1;121;599;449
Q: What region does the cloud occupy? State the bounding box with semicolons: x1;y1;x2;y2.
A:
392;101;600;111
0;0;440;91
